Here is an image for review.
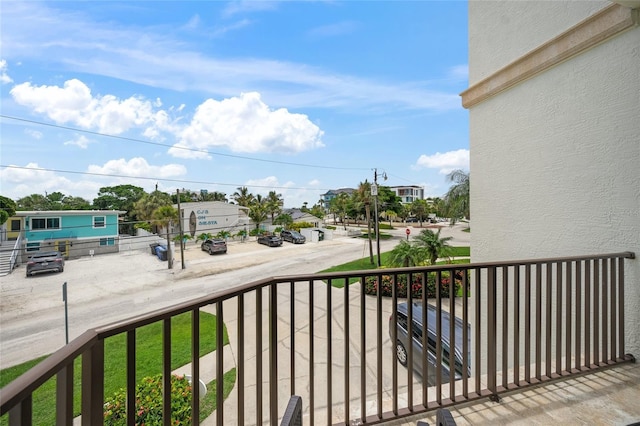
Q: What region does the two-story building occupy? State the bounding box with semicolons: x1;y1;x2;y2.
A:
320;188;355;211
8;210;124;260
389;185;424;204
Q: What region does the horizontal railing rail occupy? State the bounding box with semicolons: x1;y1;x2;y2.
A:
1;251;635;425
8;235;21;273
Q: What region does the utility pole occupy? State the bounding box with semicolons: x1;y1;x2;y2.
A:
372;168;387;267
177;189;185;270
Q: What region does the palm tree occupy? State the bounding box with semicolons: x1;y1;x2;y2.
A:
273;213;293;229
152;205;179;269
412;228;453;265
329;193;349;230
232;187;254;207
134;190;173;233
248;195;268;230
196;232;213;244
385;210;398;226
411;199;429;226
388;240;424;267
265;191;283;223
356;181;374;264
444;169;470;224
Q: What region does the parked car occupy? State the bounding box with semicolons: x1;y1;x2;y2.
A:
390;302;470;385
280;230;306;244
26;251;65;277
257;235;283;247
201;238;227;255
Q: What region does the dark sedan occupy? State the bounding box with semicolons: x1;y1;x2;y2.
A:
26;251;65;277
390;302;470;385
257;235;283;247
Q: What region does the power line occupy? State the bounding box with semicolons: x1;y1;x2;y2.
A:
0;164;331;192
1;114;370;171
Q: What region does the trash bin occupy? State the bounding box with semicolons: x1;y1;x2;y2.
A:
149;243;160;255
155;245;168;261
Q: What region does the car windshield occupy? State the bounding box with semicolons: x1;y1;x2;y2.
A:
30;252;59;259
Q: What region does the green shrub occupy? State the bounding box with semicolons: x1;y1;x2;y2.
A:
325;225;336;230
364;270;463;298
215;230;231;240
103;374;192;425
290;222;315;232
378;223;393;230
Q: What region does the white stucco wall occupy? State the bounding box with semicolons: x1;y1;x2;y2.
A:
468;2;640;356
177;201;250;237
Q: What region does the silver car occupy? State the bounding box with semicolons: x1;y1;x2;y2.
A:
280;230;306;244
26;251;65;277
390;302;470;385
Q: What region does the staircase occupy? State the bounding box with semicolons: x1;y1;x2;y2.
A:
0;237;21;276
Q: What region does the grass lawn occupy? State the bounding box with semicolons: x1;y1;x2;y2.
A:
320;247;470;288
0;311;230;426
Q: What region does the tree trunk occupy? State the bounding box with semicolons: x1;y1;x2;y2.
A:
365;202;373;265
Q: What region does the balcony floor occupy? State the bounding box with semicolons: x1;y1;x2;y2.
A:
402;362;640;426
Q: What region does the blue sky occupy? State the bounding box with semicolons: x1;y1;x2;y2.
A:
0;1;469;208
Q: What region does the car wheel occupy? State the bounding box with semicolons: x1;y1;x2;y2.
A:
208;248;213;255
60;267;64;273
396;341;408;366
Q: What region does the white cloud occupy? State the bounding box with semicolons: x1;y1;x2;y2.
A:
212;19;252;37
0;163;100;201
242;175;321;209
307;21;358;38
86;157;187;178
222;1;278;18
9;79;175;136
1;2;464;113
415;149;469;174
24;129;43;139
64;135;92;149
448;64;469;81
0;59;13;84
169;92;325;159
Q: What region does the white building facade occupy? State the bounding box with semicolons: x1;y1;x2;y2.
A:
390;185;424;204
463;1;639;357
176;201;250;238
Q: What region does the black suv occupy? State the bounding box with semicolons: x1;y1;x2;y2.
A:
280;230;306;244
201;239;227;255
390;302;470;385
26;251;65;277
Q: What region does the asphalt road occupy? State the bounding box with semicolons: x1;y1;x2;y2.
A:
0;222;469;370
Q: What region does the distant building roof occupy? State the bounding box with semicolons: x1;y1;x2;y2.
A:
14;210;126;216
321;188;355;197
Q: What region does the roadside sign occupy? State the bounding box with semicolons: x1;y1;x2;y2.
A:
406;228;411;235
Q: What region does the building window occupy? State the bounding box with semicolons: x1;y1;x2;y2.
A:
99;238;115;246
93;216;106;228
31;217;61;230
10;220;20;231
26;242;40;252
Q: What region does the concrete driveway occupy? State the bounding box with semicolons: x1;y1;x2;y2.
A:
1;223;470;424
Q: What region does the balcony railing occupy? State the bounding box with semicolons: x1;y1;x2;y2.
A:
1;251;635;425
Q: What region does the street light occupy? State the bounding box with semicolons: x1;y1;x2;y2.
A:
372;169;387;267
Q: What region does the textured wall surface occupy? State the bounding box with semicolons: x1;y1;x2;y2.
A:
468;1;640;356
